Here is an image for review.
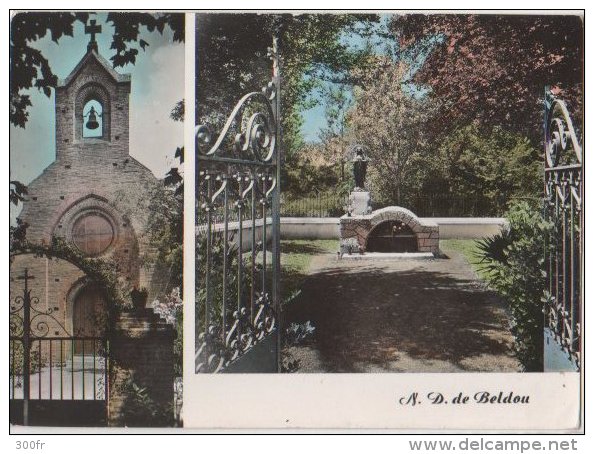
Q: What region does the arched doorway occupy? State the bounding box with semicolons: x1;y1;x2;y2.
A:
366;220;418;253
72;284;107;355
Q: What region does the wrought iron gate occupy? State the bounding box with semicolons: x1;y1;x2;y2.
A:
195;37;282;373
9;269;108;426
543;93;582;371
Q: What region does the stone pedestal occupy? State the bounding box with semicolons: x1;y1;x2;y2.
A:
348;190;372;215
108;309;175;427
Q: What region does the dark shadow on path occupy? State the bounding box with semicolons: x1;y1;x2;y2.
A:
283;264;514;372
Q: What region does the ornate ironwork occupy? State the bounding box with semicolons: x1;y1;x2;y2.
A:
196;35;282;373
9;268;109;425
10;272;71;338
544;94;582;370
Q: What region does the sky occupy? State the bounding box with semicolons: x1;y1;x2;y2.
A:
10;13;185;188
299;14;434;144
300;15;392;143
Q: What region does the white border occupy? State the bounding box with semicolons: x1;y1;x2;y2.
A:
3;2;589;444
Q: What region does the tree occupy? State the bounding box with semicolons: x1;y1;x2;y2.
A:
390;14;583;143
10;12;184;129
436;125;542;214
318;84;352;181
347;59;438;205
196;13;379;158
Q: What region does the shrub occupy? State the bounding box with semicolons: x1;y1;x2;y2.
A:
119;378;174;427
476;201;550;371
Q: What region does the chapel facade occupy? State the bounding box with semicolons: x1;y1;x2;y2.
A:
10;33;169;341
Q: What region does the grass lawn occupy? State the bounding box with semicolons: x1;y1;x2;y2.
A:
281;239;338;304
439;239;493;282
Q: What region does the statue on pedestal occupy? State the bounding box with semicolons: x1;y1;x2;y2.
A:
347;145;372;216
352;145;369;191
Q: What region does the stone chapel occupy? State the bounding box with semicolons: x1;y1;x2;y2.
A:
10;28;169;340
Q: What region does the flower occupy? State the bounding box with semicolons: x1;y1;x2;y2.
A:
151;287;182;325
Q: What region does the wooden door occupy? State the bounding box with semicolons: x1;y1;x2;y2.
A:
73;285;105;354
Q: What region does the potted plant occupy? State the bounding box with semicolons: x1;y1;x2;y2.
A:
130;287;148;311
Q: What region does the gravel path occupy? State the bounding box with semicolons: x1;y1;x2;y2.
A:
283;245;521;373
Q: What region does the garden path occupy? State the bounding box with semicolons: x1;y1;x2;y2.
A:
283;244;521;373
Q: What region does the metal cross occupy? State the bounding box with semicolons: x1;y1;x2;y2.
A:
16;268;35;289
85;19;102;52
15;268;34;426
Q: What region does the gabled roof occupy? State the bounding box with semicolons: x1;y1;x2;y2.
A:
57;50;131;87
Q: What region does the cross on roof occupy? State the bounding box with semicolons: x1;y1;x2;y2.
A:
85;19;102;52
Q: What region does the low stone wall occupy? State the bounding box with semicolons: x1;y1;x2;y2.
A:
196;217;507;250
196;218;273;252
280;217;340;239
423;217;507;239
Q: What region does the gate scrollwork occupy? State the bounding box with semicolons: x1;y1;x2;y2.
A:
196;39;281;373
544;94;582;370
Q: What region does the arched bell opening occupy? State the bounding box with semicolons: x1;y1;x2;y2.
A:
74;82;111;142
366;220;418;253
82;99;104;139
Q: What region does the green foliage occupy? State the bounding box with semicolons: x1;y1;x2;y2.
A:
142;184;183;292
348;60;438;205
9;343;44;376
139;99;184;294
152;288;183;376
285;321;316;346
436;125;542;213
318;84;351;143
10;12;88;127
476;201;551;371
475;229;514;270
196;13;379;159
119;377;175;427
169;100;184;123
105;13;184;68
281;192;346;217
283;158;345;199
10;181;28;206
349;60;542;211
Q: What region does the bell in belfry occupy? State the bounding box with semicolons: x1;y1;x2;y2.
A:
85;106;100;130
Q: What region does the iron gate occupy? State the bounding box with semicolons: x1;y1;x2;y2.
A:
195;36;282;373
9;269;108;426
543;93;582;371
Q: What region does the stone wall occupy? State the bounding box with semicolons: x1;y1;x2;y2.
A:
108;309;175;426
196;217;508;247
56;51;131;161
340;206;439;255
16;48;169;305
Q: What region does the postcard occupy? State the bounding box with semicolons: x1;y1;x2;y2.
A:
8;9;584;433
